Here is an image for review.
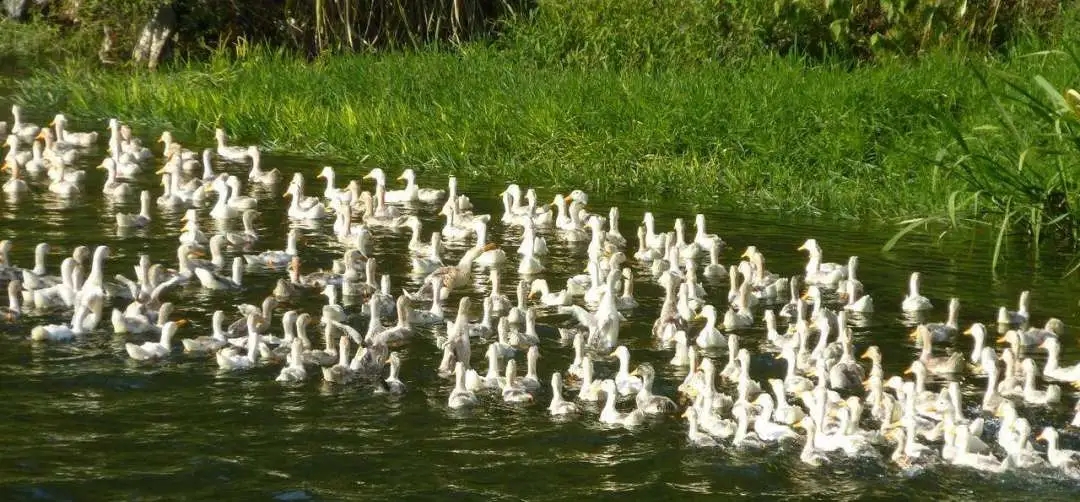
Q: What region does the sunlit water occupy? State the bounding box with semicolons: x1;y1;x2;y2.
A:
2;111;1080;501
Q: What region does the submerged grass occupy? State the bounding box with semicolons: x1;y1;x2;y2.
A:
20;44;1072;219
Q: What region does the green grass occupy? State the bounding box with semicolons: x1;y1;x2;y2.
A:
20;44;1074;219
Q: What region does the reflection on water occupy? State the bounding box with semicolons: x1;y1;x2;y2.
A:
1;112;1080;500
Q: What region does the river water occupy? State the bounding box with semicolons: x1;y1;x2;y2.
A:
2;109;1080;501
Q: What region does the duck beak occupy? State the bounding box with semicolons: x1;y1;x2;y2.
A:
908;329;919;340
1035;432;1046;442
48;120;55;127
482;243;498;252
395;174;405;181
796;243;807;251
996;335;1007;344
0;162;8;172
902;367;913;375
859;350;871;359
35;131;45;140
962;327;972;335
564;195;573;202
156;135;164;143
362;173;373;179
175;319;190;327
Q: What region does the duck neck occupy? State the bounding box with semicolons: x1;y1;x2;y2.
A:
602;388;617;414
1044;346;1059;373
285;232;298;256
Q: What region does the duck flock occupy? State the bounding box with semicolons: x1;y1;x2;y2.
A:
2;103;1080;480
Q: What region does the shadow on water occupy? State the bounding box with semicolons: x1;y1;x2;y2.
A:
2;109;1080;500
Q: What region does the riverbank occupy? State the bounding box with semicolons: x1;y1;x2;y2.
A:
10;44;1079;220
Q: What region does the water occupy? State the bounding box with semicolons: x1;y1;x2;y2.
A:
3;111;1080;501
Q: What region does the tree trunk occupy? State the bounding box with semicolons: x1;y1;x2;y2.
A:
131;3;177;70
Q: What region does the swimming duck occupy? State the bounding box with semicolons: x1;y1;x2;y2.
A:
49;114;98;147
598;379;645;427
181;310;231;353
244;228;298;268
996;290;1031;327
275;338;308;384
30;303;92;341
548;372;578;416
214;128;250;161
9;105;40;143
395;168;445;203
843;277;873;313
797;239;846;288
423;243;496;292
1018;358;1061;405
630;363;676;415
448;361;479;410
901;272;933;312
528;278;572;306
1;160;29;194
115;190;152;229
283;180;326;220
693;304;725;349
245;146;280;185
125;320;184;361
321;335;356;384
607;345;643;396
681;407;720;447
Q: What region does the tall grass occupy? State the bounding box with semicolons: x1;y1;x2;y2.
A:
17;44;1076;219
884;48;1080;274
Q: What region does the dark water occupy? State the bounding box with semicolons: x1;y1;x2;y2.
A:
3;111;1080;501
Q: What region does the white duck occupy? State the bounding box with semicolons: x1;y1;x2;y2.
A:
125;320;184;361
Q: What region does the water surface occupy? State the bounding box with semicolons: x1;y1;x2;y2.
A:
2;112;1080;501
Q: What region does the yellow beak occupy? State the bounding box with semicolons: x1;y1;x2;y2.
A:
175;319;190;327
903;367;913;375
48;120;55;127
796;244;807;251
996;336;1007;344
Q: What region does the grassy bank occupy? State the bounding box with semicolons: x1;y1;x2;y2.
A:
4;46;1046;216
13;44;1080;220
